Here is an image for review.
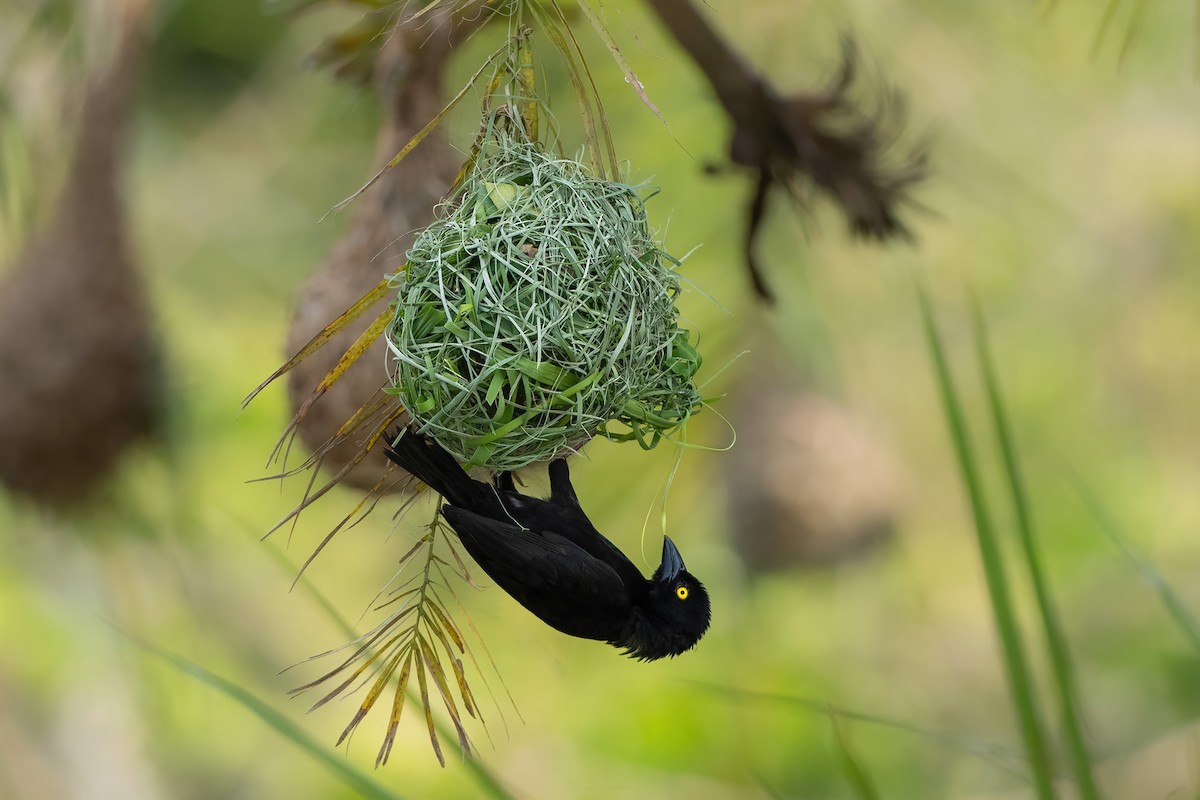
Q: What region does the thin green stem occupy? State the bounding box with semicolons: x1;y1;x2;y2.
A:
138;641;404;800
914;276;1057;800
970;291;1100;800
1071;475;1200;655
831;714;883;800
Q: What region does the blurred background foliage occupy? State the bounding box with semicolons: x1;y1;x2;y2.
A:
1;0;1198;798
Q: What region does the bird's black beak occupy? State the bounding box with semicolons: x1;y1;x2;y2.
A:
660;536;686;580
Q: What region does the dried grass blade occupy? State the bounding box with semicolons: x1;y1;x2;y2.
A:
261;459;361;540
243;277;392;409
549;0;619;178
291;485;390;587
517;39;538;140
415;647;446;766
301;630;407;710
442;537;475;584
263;406;409;544
289;306;394;428
408;0;453;22
329;35;519;214
532;3;603;176
397;533;435;569
377;651;415;767
452;657;478;719
333;390;402;440
374;586;423;613
336;648;408;745
575;0;666;126
425;618;476;719
428;598;466;652
290;619;409;696
446;67;509;192
435;568;523;725
419;634;471;753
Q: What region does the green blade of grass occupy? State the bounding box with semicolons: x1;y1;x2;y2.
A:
970;291;1101;800
1090;0;1124;59
696;684;1028;778
1070;475;1200;654
1116;0;1150;67
138;642;404;800
831;714;883;800
1195;0;1200;79
914;275;1057;800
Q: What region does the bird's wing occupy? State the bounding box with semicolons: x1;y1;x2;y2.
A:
443;507;632;641
494;462;646;588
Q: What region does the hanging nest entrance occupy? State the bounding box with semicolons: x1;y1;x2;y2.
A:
385;115;702;470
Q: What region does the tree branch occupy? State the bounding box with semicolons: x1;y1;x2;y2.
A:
642;0;927;298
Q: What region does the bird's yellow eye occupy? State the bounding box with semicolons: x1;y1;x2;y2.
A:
675;585;689;600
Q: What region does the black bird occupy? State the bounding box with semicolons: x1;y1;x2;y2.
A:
384;429;711;660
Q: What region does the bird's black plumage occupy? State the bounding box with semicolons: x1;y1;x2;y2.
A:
384;429;711;660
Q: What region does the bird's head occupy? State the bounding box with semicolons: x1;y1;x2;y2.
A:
621;537;712;661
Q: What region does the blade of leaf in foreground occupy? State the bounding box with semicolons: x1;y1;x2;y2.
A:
970;291;1100;800
1072;474;1200;655
142;644;403;800
696;683;1028;778
914;275;1057;800
831;714;882;800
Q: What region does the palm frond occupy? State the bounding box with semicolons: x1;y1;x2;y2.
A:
289;503;506;767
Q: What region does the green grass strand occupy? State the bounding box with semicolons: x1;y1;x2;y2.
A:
831;716;883;800
970;292;1101;800
914;277;1058;800
1072;476;1200;655
142;644;404;800
697;684;1028;778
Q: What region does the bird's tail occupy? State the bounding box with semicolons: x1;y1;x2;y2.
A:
384;429;480;508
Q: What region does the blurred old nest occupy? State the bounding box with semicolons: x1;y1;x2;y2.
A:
0;0;163;508
283;5;487;491
723;359;903;573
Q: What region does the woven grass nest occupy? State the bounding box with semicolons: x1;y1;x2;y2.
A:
385;125;703;470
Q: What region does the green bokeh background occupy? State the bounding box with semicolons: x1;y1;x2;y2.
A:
2;1;1198;798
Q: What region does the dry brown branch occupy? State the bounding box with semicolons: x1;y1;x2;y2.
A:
642;0;927;300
